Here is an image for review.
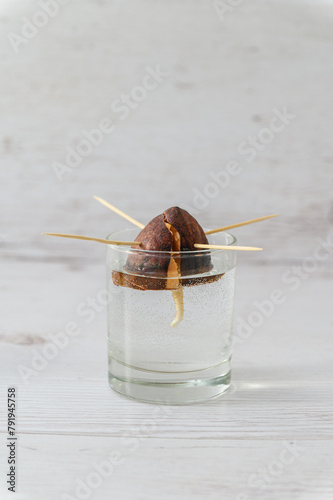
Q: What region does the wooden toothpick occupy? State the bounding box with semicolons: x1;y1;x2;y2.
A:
194;243;262;251
42;234;261;250
42;233;140;246
93;196;145;229
205;214;279;235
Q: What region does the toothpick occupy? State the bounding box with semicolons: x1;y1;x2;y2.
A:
93;196;145;229
42;233;140;246
194;244;262;251
205;214;279;235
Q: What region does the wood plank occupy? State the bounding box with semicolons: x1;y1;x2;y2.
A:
1;263;332;381
1;435;332;500
1;262;332;442
1;378;332;440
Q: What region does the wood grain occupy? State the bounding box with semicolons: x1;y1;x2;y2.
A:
0;0;333;498
5;435;333;500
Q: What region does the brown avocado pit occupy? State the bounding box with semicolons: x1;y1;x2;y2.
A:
112;207;222;291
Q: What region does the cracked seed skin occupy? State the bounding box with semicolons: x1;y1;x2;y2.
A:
112;207;221;291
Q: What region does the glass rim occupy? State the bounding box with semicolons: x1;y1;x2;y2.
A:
105;228;237;255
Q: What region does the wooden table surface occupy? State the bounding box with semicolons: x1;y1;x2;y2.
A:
1;1;333;499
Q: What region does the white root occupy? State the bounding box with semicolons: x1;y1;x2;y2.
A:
170;286;184;328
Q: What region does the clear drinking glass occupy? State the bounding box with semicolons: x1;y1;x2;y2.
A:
106;228;237;404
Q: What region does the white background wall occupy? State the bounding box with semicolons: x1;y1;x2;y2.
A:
1;0;332;262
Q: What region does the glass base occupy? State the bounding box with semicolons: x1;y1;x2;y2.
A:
108;357;231;404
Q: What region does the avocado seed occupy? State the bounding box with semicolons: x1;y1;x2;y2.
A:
112;207;223;293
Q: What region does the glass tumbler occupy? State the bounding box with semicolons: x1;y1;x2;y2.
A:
106;228;237;404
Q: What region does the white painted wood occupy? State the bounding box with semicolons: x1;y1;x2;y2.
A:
0;0;332;265
1;435;331;500
1;262;332;381
1;262;333;498
1;377;333;439
0;0;333;498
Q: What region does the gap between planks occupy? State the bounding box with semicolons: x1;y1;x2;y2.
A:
0;431;331;441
